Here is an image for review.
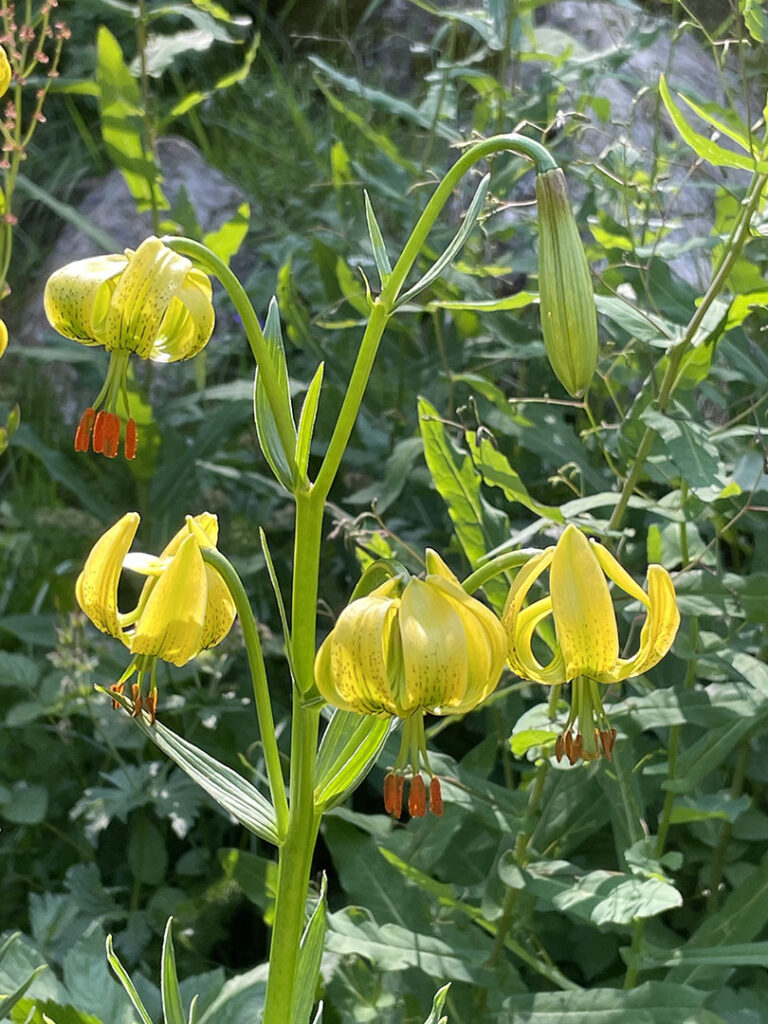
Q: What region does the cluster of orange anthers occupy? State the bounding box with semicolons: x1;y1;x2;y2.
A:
75;408;137;459
109;681;158;725
555;727;618;766
383;772;443;819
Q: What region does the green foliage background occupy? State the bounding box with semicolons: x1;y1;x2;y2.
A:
1;0;768;1021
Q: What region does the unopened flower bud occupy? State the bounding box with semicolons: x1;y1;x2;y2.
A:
535;167;598;397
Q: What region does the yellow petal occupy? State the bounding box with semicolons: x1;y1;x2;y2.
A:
131;534;207;666
315;587;401;715
76;512;140;641
0;317;7;359
103;237;192;357
200;563;236;649
509;596;566;685
601;565;680;682
550;525;618;678
422;575;507;712
399;578;469;714
502;548;554;663
149;269;215;363
0;47;11;98
591;541;650;607
44;254;126;345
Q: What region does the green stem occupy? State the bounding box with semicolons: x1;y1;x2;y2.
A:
462;549;539;595
162;237;298;474
201;548;289;838
608;170;768;533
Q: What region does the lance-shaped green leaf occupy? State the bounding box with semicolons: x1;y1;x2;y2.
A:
295;363;324;487
314;708;395;811
465;431;563;522
96;27;168;214
659;74;768;172
106;935;154;1024
396;174;491;308
102;687;281;844
161;919;186;1024
291;875;327;1024
424;984;451;1024
0;965;47;1020
254;297;298;492
364;191;392;287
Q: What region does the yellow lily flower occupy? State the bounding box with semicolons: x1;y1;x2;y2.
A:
77;511;235;721
44;236;214;460
0;318;7;360
315;550;507;817
503;524;679;763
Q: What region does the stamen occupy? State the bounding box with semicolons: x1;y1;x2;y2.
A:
555;734;565;762
92;410;107;453
74;407;95;452
125;417;137;459
131;682;143;717
145;689;158;725
408;773;427;817
429;776;443;817
105;413;120;458
384;772;404;818
109;681;124;710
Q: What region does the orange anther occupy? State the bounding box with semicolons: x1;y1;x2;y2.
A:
408;773;427;818
109;681;124;710
125;417;137;460
555;734;565;762
384;772;404;818
74;407;95;452
92;410;107;453
105;413;120;458
130;682;143;717
145;689;158;725
429;776;443;817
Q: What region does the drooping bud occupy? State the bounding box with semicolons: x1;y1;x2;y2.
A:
535;167;598;397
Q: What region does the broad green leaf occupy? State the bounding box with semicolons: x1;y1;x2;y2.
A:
595;294;677;346
103;687;280;844
364;191;392;287
669;793;751;825
662;714;764;794
418;396;508;606
167;32;260;120
8;999;103;1024
498;855;682;926
424;984;450;1024
96;26;168;213
295;363;324;486
659;74;766;172
314;709;393;811
501;982;724;1022
627;940;768;969
640;406;719;488
741;0;767;41
465;431;563;522
254;297;297;492
291;875;327;1024
397;174;491;308
127;813;167;885
202;202;250;266
106;935;154;1024
677;94;753;154
161;919;186;1024
0;783;48;825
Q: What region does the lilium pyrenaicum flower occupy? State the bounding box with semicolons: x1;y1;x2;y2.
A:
315;550;507;818
44;236;214;459
503;524;679;764
77;511;235;721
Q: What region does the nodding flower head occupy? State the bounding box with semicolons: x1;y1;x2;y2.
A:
44;237;215;460
503;524;679;764
315;550;507;818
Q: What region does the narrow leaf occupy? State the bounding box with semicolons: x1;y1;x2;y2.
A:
291;875;327;1024
254;297;297;492
0;965;47;1018
106;935;154;1024
314;709;394;811
364;191;392;286
102;687;280;844
424;984;451;1024
161;918;186;1024
397;174;491;308
465;431;563;522
295;363;324;486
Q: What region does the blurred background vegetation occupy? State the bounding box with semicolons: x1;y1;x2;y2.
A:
1;1;768;1021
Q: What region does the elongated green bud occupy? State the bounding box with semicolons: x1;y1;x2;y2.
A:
535;167;598;397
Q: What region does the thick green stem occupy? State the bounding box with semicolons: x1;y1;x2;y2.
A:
201;548;289;838
461;550;538;595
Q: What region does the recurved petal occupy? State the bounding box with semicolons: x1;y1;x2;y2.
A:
200;564;236;649
315;591;401;715
591;540;650;607
76;512;140;641
103;237;191;357
551;525;618;679
509;596;566;685
149;269;215;363
603;564;680;682
501;548;554;640
131;534;207;666
44;254;126;345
